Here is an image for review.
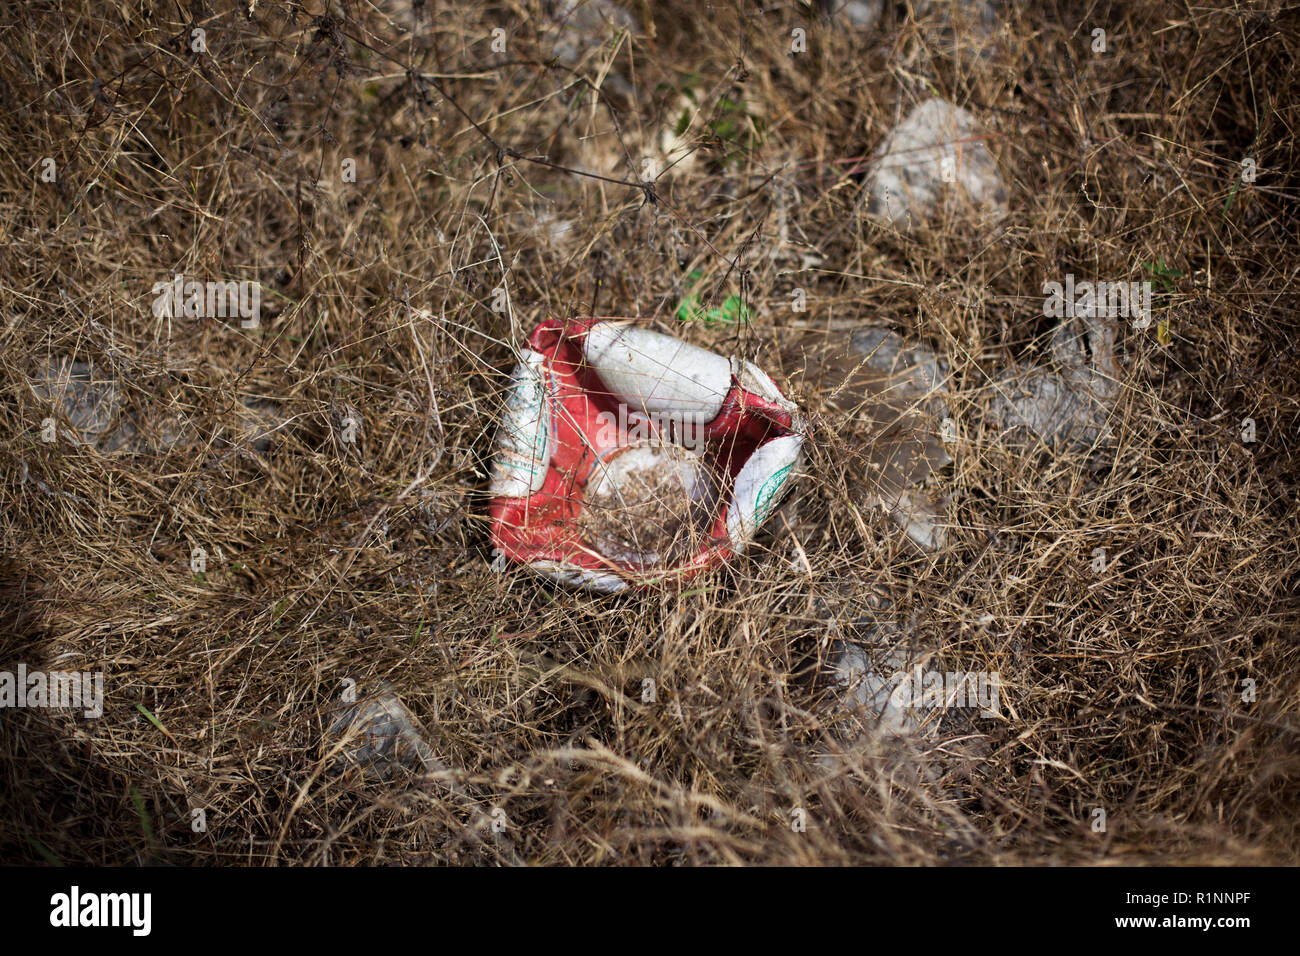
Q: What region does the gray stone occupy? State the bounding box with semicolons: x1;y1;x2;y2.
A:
32;359;121;446
829;638;928;740
864;99;1007;228
885;485;951;551
988;315;1121;454
846;329;955;549
237;398;283;453
915;0;1002;57
329;690;439;778
32;358;286;457
822;0;886;30
782;328;955;550
850;326;953;422
108;408;191;456
813;589;941;749
813;586;993;790
551;1;637;97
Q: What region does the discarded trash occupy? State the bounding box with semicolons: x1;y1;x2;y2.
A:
328;689;438;778
489;319;806;591
863;98;1006;228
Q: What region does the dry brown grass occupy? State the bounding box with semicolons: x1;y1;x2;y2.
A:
1;0;1298;865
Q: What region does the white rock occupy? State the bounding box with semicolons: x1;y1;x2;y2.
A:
820;0;885;30
551;1;638;69
646;92;701;180
330;691;439;777
864;98;1007;228
830;639;926;740
915;0;1002;57
885;485;951;551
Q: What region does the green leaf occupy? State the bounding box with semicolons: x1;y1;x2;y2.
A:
25;835;63;866
675;108;692;138
130;784;156;848
136;703;172;740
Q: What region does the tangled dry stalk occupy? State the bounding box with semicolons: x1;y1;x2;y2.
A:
1;0;1298;865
